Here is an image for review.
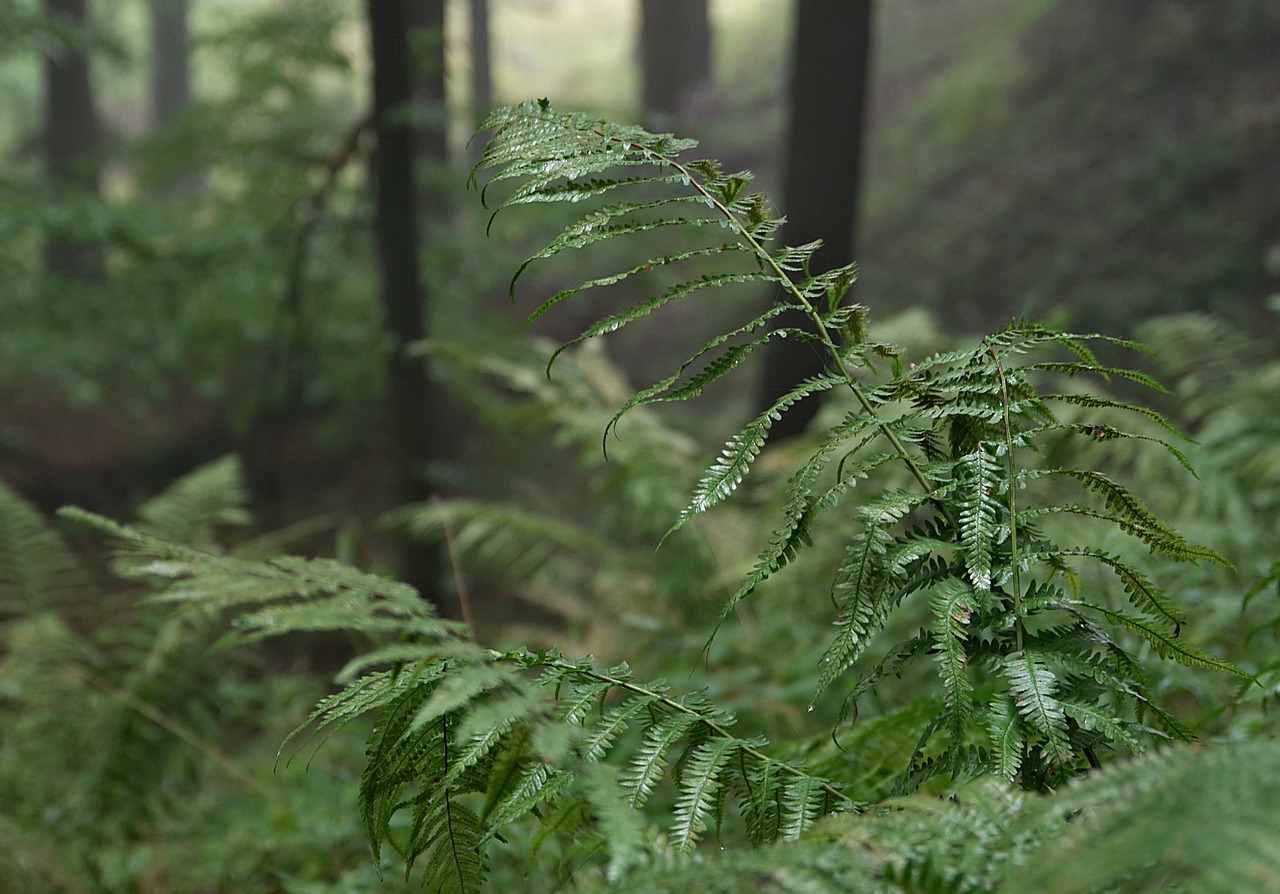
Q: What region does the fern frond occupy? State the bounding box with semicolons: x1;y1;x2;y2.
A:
406;791;487;894
132;454;250;550
396;498;609;583
721;417;891;620
779;773;829;841
0;480;92;616
1042;389;1182;438
579;762;657;880
606;304;794;437
1052;546;1187;630
817;491;931;697
1030;466;1229;565
581;692;664;761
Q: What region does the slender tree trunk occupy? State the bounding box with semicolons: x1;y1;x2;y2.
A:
638;0;711;123
367;0;441;603
469;0;492;128
148;0;191;126
42;0;104;281
757;0;874;440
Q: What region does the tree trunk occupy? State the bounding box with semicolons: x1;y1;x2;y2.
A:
148;0;191;126
638;0;711;123
756;0;874;440
407;0;448;167
367;0;441;604
42;0;104;282
469;0;492;129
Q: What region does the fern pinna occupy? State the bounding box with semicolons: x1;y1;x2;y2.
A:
473;101;1246;788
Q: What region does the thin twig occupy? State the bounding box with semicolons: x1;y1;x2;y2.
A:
76;667;266;792
435;494;478;640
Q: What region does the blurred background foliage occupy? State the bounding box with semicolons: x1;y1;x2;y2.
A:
1;0;1277;890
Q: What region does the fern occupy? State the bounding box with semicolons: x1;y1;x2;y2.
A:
51;104;1263;889
469;103;1248;796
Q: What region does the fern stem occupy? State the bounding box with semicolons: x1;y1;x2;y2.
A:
435;494;477;641
988;343;1025;653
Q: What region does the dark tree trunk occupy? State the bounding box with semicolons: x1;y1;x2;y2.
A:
42;0;104;281
638;0;711;123
148;0;191;126
757;0;874;440
469;0;492;128
367;0;441;604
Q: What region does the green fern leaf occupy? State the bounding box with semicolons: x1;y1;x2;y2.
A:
739;757;784;845
546;271;773;366
1085;604;1252;679
670;735;740;850
483;760;575;830
1003;651;1073;771
985;695;1025;782
955;446;1005;592
669;374;843;534
530;243;741;332
930;578;978;740
582;692;664;762
818;491;930;696
406;792;487;894
1055;547;1187;630
1005;742;1280;893
580;763;655;880
621;710;699;808
779;774;829;841
133;454;250;549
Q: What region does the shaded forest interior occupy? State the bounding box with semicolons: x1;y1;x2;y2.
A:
3;1;1276;539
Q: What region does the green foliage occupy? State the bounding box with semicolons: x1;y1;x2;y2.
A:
69;505;855;892
17;102;1265;891
592;740;1280;894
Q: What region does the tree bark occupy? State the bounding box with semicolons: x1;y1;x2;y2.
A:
757;0;874;440
42;0;104;281
367;0;441;604
638;0;711;123
148;0;191;126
